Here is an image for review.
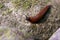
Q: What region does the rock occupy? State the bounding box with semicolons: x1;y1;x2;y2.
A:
49;28;60;40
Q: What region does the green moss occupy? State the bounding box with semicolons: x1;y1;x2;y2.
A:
12;0;21;6
2;9;12;16
0;3;3;9
12;0;23;9
45;0;51;4
23;1;31;9
12;0;39;9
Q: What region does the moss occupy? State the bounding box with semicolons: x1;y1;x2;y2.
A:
12;0;39;9
11;0;23;9
0;3;3;9
45;0;51;4
0;29;9;36
22;0;31;9
2;8;12;16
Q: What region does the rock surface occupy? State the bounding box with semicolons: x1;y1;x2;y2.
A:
49;28;60;40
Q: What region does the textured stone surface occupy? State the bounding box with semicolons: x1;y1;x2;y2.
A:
49;28;60;40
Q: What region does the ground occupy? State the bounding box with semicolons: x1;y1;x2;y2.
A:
0;0;60;40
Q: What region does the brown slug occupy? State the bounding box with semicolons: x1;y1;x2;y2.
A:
26;5;51;23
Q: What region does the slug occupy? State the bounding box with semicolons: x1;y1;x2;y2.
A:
26;5;51;23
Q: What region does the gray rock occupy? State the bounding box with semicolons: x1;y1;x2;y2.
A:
49;28;60;40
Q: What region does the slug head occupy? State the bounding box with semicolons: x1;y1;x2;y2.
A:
26;16;30;21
